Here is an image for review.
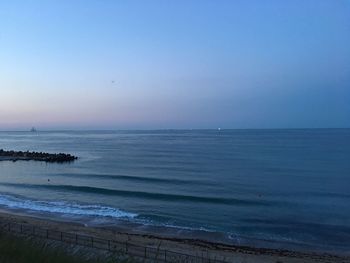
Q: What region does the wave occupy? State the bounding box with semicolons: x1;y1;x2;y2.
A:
0;192;216;234
0;193;137;218
0;182;269;206
134;218;216;233
52;173;198;185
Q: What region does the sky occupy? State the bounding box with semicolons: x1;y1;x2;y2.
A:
0;0;349;130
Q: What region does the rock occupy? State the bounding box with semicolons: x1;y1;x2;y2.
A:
0;149;78;163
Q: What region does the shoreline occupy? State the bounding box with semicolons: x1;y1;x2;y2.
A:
0;210;348;263
0;197;347;256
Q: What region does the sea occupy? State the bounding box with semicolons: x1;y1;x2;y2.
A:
0;129;349;254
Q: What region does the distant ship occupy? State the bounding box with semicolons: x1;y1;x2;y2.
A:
30;127;37;132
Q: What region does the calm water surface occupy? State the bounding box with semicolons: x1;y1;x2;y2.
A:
0;129;349;253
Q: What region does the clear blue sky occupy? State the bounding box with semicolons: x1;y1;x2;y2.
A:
0;0;349;130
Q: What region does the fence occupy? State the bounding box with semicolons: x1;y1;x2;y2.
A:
0;221;230;263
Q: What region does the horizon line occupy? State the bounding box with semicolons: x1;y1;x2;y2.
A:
0;127;349;132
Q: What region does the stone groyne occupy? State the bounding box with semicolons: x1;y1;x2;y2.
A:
0;149;78;163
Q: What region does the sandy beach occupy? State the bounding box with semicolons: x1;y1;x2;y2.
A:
0;210;348;263
1;0;349;261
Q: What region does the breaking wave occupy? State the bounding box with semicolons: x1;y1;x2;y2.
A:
0;193;137;219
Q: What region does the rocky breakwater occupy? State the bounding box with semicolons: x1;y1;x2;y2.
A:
0;149;78;163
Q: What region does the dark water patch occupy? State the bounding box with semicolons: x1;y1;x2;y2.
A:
270;191;350;200
309;191;350;199
242;218;350;229
237;218;350;246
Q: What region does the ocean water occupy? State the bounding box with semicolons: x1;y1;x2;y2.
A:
0;129;349;254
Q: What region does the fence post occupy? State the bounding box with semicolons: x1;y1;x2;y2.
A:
20;224;22;233
108;240;110;251
91;237;94;248
144;247;147;259
165;250;167;262
125;241;128;253
75;234;78;244
46;229;49;238
60;231;63;241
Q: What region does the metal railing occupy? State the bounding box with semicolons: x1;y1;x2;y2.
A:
0;221;230;263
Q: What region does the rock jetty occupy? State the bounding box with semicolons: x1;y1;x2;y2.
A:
0;149;78;163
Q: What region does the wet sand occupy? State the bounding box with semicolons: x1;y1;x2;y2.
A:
0;210;348;263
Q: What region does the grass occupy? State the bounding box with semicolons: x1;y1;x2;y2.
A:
0;232;133;263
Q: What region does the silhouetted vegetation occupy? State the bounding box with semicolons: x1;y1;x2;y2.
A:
0;232;136;263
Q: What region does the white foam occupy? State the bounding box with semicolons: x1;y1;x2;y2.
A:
0;194;137;219
133;217;215;233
